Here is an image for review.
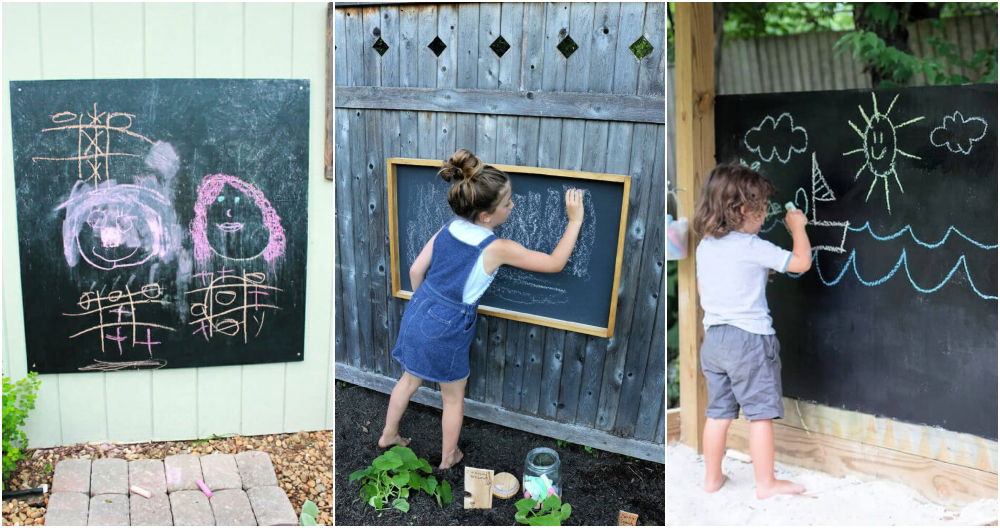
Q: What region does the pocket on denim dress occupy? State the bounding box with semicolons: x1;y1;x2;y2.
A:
420;301;460;339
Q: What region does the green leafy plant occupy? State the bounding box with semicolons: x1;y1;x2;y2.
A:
515;494;572;526
3;372;41;490
348;446;453;512
299;499;319;525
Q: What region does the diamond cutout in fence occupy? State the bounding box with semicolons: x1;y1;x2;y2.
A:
557;35;578;59
629;35;653;60
490;36;511;58
373;37;389;56
428;36;447;57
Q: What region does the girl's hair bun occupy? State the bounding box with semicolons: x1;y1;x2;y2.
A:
439;148;484;182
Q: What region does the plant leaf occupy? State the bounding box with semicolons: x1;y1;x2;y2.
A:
373;452;403;471
516;498;538;512
348;467;372;482
529;512;562;526
391;471;410;487
439;479;453;505
392;498;410;512
300;512;317;526
423;475;438;494
302;500;319;517
559;503;572;521
542;493;561;511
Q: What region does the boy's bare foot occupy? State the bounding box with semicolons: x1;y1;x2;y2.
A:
439;448;463;470
756;479;805;499
703;474;728;493
377;433;411;448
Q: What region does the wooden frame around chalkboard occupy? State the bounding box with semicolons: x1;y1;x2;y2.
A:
386;157;631;338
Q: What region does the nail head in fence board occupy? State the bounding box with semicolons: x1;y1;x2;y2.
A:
386;157;630;338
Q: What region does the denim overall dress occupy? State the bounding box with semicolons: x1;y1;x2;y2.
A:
391;219;498;383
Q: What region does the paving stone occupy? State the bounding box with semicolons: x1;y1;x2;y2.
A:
44;491;90;526
247;486;297;526
88;494;130;526
234;451;278;489
51;459;92;494
211;489;258;526
201;453;243;491
164;454;203;493
129;459;168;496
91;458;129;496
170;489;215;526
130;493;173;526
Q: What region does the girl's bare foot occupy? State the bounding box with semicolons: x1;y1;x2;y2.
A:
377;433;411;449
439;448;464;469
756;479;805;499
703;474;728;493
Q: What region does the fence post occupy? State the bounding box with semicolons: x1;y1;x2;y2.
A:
674;2;714;452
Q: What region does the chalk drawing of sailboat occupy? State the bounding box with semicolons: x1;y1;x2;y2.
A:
806;152;850;254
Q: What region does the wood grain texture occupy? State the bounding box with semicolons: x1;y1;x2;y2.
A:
674;2;713;453
727;418;998;507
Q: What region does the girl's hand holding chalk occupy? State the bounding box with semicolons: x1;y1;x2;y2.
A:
565;189;584;223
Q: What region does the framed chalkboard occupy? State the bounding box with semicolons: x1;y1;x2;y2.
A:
9;79;310;374
715;84;997;439
387;158;631;338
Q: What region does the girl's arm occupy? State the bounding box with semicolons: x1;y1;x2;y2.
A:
409;229;440;291
487;189;584;274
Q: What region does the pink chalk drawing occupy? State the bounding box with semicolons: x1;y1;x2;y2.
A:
190;174;286;264
56;179;182;270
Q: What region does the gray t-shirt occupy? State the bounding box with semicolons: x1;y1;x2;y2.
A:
696;231;792;335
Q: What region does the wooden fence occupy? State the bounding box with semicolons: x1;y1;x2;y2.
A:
334;2;666;462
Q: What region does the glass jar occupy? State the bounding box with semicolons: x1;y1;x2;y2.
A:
522;447;561;501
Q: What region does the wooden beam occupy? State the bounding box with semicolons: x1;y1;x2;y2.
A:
727;418;998;507
674;3;714;452
336;363;665;464
780;397;997;473
325;2;333;181
335;86;666;124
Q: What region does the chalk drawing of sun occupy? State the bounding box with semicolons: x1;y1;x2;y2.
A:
842;93;924;213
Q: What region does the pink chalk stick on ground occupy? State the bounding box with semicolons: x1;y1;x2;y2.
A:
195;479;213;498
130;485;152;498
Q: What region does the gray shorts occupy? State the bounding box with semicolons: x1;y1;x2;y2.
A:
700;324;784;420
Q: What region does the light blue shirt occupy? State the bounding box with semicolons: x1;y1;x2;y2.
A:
696;231;792;335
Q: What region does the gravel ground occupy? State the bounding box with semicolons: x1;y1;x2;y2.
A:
335;382;665;526
1;430;332;526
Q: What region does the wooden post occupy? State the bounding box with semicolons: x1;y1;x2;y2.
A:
674;2;715;452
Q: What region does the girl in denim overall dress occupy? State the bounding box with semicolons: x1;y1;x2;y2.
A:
380;148;585;469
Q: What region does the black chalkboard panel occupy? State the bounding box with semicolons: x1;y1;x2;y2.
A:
715;85;997;439
388;159;630;337
9;79;309;373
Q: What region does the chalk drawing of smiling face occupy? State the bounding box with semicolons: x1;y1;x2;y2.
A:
191;174;285;263
57;180;178;270
865;115;896;176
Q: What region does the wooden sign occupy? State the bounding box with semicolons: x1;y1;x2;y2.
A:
618;510;639;526
463;467;494;509
387;158;631;338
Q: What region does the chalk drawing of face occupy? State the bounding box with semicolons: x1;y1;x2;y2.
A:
56;180;179;270
843;92;924;213
191;174;285;264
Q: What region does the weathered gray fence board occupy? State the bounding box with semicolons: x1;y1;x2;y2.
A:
336;2;665;460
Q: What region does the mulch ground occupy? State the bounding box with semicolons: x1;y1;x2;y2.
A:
1;430;332;526
335;382;665;526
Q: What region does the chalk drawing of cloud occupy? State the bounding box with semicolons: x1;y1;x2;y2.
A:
744;113;808;164
930;111;988;155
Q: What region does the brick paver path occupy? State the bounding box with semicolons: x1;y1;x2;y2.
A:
45;451;298;526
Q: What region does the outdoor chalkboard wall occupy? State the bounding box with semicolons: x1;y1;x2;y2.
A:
387;158;630;337
715;84;997;439
9;78;310;374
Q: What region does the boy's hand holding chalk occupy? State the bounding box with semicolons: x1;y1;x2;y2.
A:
784;202;808;231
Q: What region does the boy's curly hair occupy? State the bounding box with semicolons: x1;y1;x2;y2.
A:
692;163;775;239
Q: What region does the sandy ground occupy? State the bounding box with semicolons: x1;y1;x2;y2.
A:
667;442;998;526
